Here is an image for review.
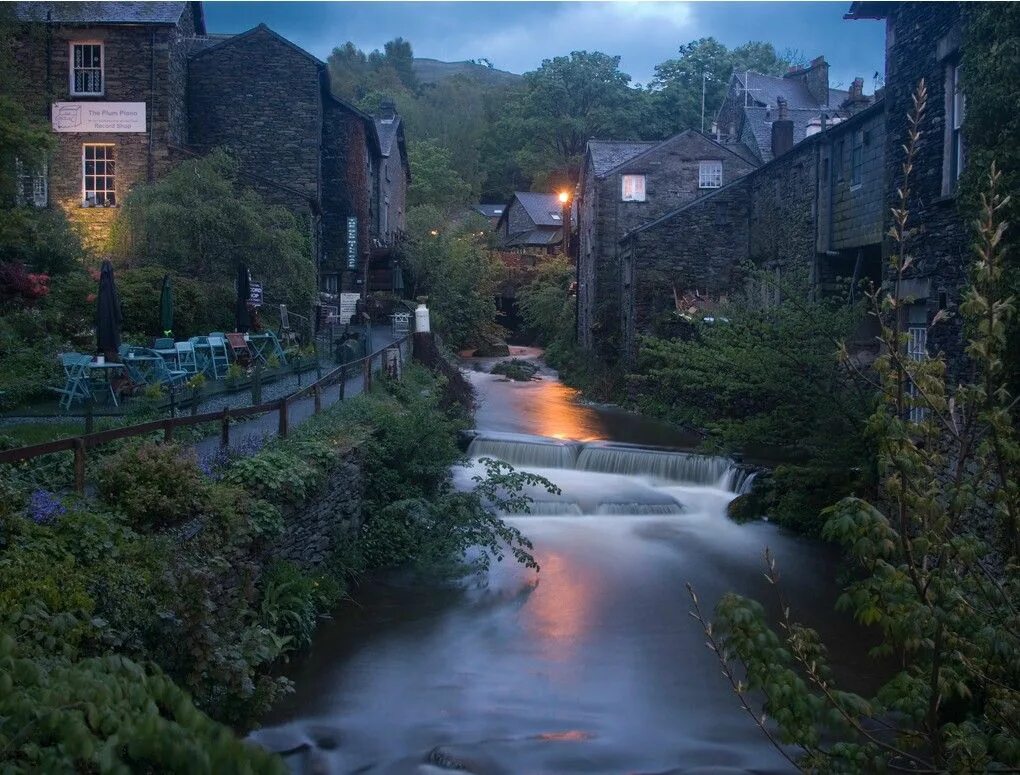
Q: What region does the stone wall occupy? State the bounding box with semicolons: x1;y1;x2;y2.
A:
322;100;370;290
270;448;364;569
187;26;323;207
880;2;970;377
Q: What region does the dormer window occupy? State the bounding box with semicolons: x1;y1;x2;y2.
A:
71;42;104;96
621;174;646;202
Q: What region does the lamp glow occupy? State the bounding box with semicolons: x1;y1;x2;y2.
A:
558;191;570;204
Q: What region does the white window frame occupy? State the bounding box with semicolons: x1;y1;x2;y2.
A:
82;144;116;206
698;160;723;189
948;62;965;188
621;174;646;202
323;274;339;294
70;41;104;97
907;326;928;423
15;158;48;207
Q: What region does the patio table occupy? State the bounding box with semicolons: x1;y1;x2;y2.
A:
245;333;277;367
153;347;179;367
88;362;128;407
123;354;161;385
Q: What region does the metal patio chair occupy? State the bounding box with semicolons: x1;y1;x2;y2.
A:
51;353;93;410
175;341;198;375
207;334;230;379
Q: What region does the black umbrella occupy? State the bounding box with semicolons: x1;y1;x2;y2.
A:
96;259;122;356
235;262;251;333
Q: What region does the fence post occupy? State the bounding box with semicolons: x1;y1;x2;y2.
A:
73;438;86;495
220;407;230;448
163;418;174;443
278;398;288;438
313;384;321;414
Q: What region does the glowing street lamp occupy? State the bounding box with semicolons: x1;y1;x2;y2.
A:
558;191;570;204
558;190;572;257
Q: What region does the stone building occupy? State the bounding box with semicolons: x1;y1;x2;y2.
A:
616;99;886;361
846;2;971;376
367;98;410;294
714;56;871;163
575;131;758;352
10;5;409;298
494;192;570;253
11;1;205;247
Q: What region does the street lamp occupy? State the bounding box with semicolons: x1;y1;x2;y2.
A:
558;190;571;258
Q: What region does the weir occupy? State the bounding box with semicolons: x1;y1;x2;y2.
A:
467;432;751;493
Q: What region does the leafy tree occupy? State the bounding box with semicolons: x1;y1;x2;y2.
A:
383;37;417;90
401;205;502;349
111;150;315;318
517;255;575;347
406;139;472;211
694;86;1020;772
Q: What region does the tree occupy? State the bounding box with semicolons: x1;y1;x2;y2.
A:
406;139;472;212
383;37;417;90
693;86;1020;772
517;255;575;347
111;150;315;317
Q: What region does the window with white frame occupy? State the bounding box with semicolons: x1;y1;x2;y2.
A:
15;158;47;207
71;42;104;96
907;326;928;423
621;174;646;202
82;144;115;206
323;274;339;293
698;160;723;189
947;61;965;191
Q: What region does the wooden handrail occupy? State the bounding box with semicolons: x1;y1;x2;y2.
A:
0;334;412;471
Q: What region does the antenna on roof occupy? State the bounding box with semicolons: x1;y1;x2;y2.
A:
741;70;764;108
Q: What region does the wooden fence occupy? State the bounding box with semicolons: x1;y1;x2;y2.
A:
0;335;412;493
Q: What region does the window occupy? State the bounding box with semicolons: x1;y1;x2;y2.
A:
323;274;339;293
699;160;723;189
947;61;965;191
70;42;104;96
907;326;928;423
621;174;646;202
82;144;115;206
850;130;864;186
15;158;47;207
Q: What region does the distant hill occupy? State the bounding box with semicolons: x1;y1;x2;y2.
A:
412;58;522;87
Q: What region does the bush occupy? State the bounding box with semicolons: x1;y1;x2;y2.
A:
0;207;85;275
97;443;209;530
116;266;233;339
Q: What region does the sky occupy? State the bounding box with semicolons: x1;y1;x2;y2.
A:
203;1;886;92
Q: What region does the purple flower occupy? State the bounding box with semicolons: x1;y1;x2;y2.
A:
28;490;66;525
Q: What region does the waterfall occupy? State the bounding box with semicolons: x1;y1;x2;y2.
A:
467;433;581;469
576;442;739;489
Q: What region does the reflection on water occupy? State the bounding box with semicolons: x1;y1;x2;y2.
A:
256;357;874;774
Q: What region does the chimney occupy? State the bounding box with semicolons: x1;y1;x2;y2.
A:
847;77;866;105
805;55;830;106
771;96;794;158
378;97;397;121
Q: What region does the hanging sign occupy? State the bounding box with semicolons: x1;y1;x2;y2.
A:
339;293;360;326
52;102;146;132
346;217;358;270
248;282;263;308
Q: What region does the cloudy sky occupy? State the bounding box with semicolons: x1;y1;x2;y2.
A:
203;1;886;91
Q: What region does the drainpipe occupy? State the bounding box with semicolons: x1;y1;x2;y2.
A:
148;29;155;182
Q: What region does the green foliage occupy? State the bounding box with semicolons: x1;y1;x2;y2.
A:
111;150;315;319
697;104;1020;771
116;266;233;339
0;208;86;275
407;139;472;212
401;206;503;349
517;255;575;347
259;562;339;653
224;447;326;505
97;443;209;531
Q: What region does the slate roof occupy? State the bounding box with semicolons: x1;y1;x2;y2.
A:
743;105;854;163
12;1;197;26
735;71;849;111
473;204;505;219
513;192;565;228
587;140;658;177
374;117;400;157
506;228;562;248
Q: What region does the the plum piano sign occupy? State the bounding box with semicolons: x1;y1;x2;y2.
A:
52;102;147;133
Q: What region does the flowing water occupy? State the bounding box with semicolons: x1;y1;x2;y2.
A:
257;354;876;774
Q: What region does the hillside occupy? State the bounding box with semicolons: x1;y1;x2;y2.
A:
412;57;521;87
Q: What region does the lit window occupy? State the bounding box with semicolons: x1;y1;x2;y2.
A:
698;160;723;189
947;62;965;191
71;42;104;96
621;174;646;202
82;144;115;206
15;158;47;207
851;130;864;186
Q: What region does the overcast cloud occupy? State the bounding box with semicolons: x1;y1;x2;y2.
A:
203;2;885;92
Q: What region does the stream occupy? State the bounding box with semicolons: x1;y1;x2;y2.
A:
255;350;877;774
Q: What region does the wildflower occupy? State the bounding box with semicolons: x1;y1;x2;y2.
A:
28;490;66;525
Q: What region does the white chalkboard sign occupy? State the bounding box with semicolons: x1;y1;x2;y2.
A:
339;293;360;326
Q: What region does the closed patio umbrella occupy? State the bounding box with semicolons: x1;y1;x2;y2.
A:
235;262;251;333
159;273;173;337
96;259;122;357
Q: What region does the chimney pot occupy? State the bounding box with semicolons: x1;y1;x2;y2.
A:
771;96;794;158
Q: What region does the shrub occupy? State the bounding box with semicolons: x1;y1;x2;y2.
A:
223;448;323;504
0;207;85;275
97;443;208;530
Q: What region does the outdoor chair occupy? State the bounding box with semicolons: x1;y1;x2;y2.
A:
207;334;230;379
153;337;174;350
279;304;299;348
188;336;212;377
150;354;188;387
175;341;198;375
51;353;93;410
225;332;251;365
